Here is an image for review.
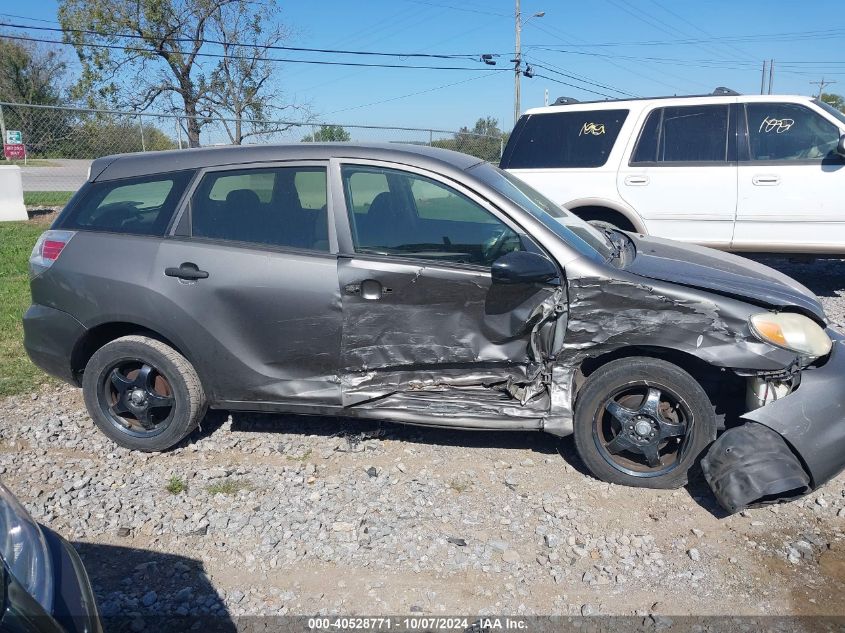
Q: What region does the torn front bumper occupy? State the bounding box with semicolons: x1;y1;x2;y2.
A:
703;328;845;513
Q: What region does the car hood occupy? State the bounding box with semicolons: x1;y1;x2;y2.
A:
622;234;826;322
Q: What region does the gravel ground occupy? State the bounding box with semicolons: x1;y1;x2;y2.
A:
1;257;844;629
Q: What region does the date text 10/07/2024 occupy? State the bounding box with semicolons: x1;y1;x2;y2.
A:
307;617;529;630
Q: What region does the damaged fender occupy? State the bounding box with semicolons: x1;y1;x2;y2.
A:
542;261;800;436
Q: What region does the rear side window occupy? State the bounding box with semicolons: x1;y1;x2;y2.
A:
632;105;730;164
59;171;193;235
501;109;628;169
190;167;329;252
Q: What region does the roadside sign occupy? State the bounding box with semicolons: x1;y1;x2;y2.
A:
3;144;25;160
5;131;22;145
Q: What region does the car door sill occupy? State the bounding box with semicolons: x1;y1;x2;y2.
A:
212;391;546;431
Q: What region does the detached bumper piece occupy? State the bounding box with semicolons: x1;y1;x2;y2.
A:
702;422;810;514
704;328;845;514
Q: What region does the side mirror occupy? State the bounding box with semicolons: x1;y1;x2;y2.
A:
838;133;845;157
491;251;559;285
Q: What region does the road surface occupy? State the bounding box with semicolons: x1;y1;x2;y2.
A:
19;158;91;192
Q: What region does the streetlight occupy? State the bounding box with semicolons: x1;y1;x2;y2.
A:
513;3;544;125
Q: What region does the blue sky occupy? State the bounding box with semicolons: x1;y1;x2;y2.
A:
5;0;845;133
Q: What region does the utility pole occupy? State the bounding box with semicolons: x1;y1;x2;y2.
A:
811;78;836;99
513;2;544;126
514;0;522;126
760;60;767;95
768;59;774;95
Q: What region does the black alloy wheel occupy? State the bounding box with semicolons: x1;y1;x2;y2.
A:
593;384;692;478
83;335;207;451
573;357;717;489
99;360;175;437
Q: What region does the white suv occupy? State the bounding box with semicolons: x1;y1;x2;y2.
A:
501;90;845;255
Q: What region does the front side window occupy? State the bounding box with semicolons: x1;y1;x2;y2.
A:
58;171;193;235
191;166;329;251
632;105;730;163
342;165;521;267
502;109;628;169
814;98;845;126
746;103;841;161
469;162;613;262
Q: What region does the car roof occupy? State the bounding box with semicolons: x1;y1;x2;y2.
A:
523;93;816;115
89;142;485;182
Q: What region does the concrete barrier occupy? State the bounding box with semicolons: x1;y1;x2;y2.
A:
0;165;28;221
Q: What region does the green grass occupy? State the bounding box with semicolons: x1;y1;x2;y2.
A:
286;448;312;462
165;476;187;495
24;191;74;207
6;160;58;168
448;477;472;493
0;222;51;397
206;479;252;496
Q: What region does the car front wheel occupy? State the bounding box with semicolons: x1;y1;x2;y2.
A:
82;335;207;452
573;357;716;489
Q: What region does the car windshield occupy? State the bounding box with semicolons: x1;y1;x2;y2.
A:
469;162;614;261
814;99;845;126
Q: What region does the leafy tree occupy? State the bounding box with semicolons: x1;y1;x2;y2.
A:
821;93;845;113
432;116;507;162
73;118;176;156
0;35;174;159
58;0;296;147
0;36;67;104
203;3;307;144
302;125;351;142
0;36;73;159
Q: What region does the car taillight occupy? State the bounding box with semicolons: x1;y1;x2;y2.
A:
30;230;76;277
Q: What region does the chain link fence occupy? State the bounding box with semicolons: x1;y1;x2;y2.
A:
0;102;503;203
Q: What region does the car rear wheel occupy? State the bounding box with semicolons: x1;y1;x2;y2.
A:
82;335;207;452
573;357;716;489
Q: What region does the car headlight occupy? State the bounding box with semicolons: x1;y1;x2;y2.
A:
0;482;53;612
750;312;832;359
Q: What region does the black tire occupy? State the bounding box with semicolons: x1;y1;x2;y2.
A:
573;357;716;489
82;335;207;452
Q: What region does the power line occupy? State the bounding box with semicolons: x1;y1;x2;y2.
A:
0;33;509;72
525;21;694;93
399;0;511;18
527;58;638;97
530;28;845;48
0;21;496;61
811;78;837;98
611;0;763;79
532;74;617;99
324;73;498;115
646;0;757;64
0;12;58;24
528;47;845;76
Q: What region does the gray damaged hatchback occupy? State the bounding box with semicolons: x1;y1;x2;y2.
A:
23;143;845;513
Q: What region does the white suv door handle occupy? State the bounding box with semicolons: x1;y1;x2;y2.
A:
752;174;780;186
624;175;649;186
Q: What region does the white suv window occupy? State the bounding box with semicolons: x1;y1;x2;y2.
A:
632;104;731;164
745;103;841;162
502;109;628;169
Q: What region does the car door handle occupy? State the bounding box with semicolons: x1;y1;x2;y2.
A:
624;175;649;186
165;263;209;280
752;175;780;186
345;279;391;300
